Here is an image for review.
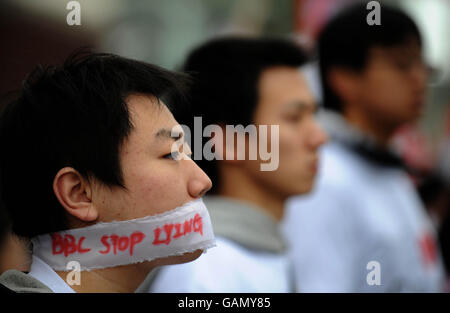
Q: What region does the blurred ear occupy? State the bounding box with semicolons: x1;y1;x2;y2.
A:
327;67;360;104
53;167;98;223
217;124;246;165
204;124;247;165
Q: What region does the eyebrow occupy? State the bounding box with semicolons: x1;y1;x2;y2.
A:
285;101;318;113
155;128;184;141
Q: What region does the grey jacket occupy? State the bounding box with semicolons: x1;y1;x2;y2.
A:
0;269;52;293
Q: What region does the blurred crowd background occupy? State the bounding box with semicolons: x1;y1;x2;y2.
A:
1;0;448;172
0;0;449;285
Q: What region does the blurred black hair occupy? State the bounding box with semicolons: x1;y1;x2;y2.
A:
0;50;191;238
181;37;308;193
318;2;422;112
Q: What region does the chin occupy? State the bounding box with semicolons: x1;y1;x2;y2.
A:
300;185;314;195
154;249;203;267
399;106;424;124
293;180;315;195
287;186;312;198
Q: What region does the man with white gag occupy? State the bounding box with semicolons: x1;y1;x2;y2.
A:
0;51;214;293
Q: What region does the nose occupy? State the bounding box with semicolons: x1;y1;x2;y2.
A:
307;117;328;149
187;159;212;199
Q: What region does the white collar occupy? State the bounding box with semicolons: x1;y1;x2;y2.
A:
28;255;75;293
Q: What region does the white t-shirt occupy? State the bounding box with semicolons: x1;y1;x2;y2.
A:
282;141;446;292
28;255;75;293
149;236;292;293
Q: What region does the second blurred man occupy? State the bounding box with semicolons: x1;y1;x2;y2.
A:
148;37;327;292
283;3;446;292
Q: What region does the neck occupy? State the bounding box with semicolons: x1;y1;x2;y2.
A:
344;105;395;147
217;164;284;221
56;262;154;293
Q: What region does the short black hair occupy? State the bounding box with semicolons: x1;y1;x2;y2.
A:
0;50;191;238
318;2;422;112
181;37;308;193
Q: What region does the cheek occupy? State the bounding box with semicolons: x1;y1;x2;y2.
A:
279;123;306;156
123;165;187;216
364;73;411;107
276;129;307;175
247;131;313;195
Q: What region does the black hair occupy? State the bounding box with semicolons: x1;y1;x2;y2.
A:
0;50;191;238
318;2;422;112
181;37;308;193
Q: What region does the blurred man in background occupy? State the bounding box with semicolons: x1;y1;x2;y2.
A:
147;37;327;292
282;3;446;292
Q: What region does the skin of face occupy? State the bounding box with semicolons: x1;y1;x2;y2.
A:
90;94;212;266
243;66;328;198
351;40;428;129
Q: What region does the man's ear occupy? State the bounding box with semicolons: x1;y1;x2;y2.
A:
327;67;361;104
53;167;98;223
215;124;244;165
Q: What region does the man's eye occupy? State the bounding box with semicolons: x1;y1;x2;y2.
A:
394;60;412;71
283;114;301;123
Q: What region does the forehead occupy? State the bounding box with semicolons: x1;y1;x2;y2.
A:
257;66;315;109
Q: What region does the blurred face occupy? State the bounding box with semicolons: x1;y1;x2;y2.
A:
245;66;328;197
355;39;428;127
92;94;212;265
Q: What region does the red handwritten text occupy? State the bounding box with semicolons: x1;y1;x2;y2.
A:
51;233;91;257
99;231;146;256
152;213;203;245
